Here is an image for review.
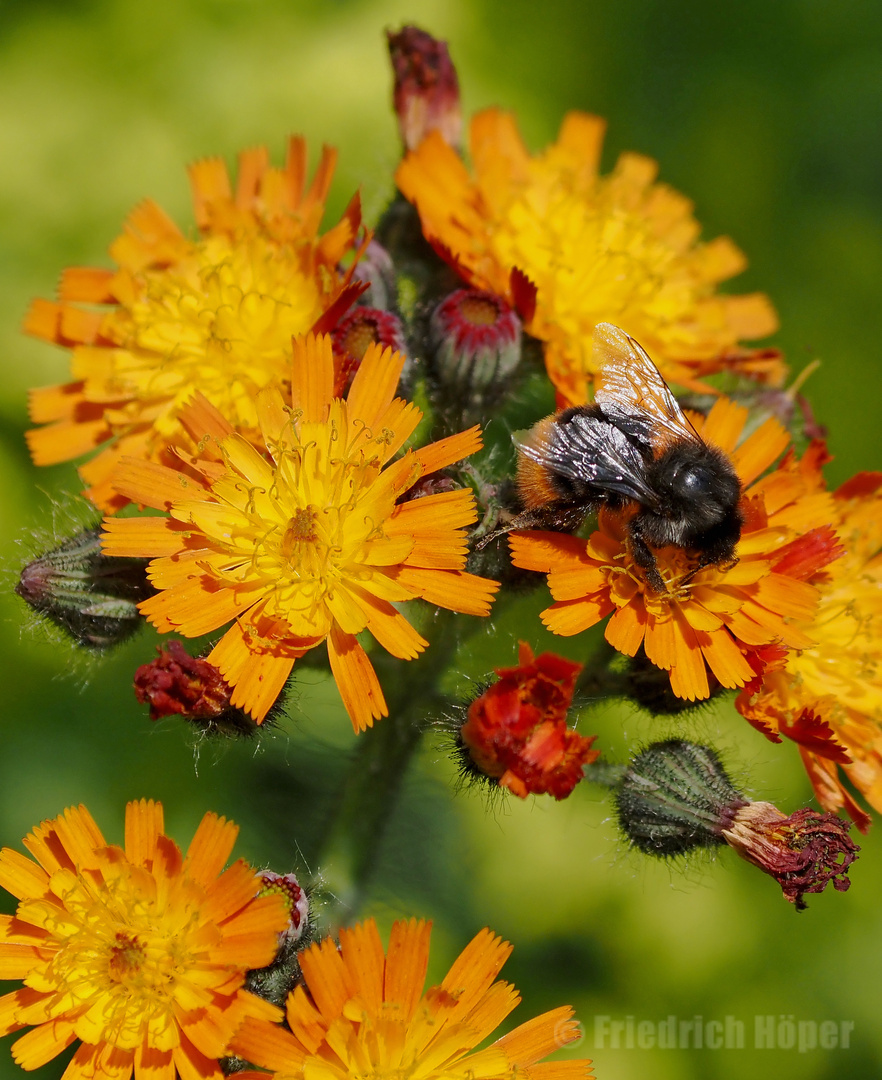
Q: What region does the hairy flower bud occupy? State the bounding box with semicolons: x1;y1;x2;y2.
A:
240;871;312;1012
614;739;859;909
257;871;310;946
351;240;398;310
16;526;151;648
331;307;408;392
429;288;522;421
387;26;461;152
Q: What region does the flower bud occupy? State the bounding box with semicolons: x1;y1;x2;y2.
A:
351;240;398;311
243;871;311;1010
257;871;310;947
331;307;408;393
387;26;462;152
614;739;860;909
134;641;261;736
16;526;151;649
615;740;746;856
459;643;598;799
429;288;522;418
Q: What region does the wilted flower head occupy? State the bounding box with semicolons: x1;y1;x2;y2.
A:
0;800;287;1079
615;739;859;909
102;334;499;728
133;640;267;736
26;138;368;510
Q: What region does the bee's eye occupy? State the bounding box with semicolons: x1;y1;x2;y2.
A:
678;465;715;496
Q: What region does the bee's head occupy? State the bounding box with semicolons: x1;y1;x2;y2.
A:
646;442;742;545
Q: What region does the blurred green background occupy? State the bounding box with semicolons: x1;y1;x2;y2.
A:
2;1;882;1078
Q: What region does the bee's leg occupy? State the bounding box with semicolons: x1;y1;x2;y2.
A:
627;519;667;594
473;501;587;551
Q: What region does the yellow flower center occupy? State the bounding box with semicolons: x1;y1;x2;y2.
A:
106;234;324;442
38;866;206;1050
107;931;149;983
197;414;405;640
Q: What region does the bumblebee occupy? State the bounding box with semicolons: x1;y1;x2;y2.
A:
514;323;742;593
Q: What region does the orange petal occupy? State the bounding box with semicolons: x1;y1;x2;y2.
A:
384;918;432;1019
544;596;613;636
291;335;334;424
339;919;386;1015
394;567;499;616
123;799;164;868
326;626;387;732
209;626;297;724
605;603;647;656
346;344;406;432
413;427;483;475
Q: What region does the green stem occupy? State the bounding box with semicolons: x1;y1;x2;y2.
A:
316;609;464;922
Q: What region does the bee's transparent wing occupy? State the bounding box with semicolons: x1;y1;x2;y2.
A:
592;323;701;450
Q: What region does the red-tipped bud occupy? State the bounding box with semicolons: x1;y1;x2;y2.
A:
257;871;310;946
331;307;408;393
134;641;260;736
429;288;522;417
460;643;598;800
387;26;462;152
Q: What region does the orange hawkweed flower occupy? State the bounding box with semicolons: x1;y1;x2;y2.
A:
231;917;592;1080
737;472;882;831
396;109;781;404
461;643;598;799
26;138;368;510
101;335;499;728
510;403;842;701
0;800;287;1080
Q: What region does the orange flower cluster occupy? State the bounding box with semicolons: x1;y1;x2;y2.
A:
736;472;882;830
27;138;368;510
460;643;598;798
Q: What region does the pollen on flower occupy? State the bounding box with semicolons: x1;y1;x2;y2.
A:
107;933;148;983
